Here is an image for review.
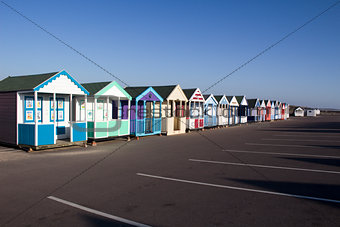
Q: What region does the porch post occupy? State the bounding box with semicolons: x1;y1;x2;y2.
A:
94;97;97;138
34;91;38;146
118;97;120;135
106;96;109;135
127;99;131;132
143;101;146;133
84;95;87;140
53;93;56;144
152;101;155;132
70;94;73;142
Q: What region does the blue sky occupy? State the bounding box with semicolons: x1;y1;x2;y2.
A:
1;0;339;108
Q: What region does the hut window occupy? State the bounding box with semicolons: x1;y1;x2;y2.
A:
121;100;129;119
154;102;161;118
24;96;43;123
112;100;118;119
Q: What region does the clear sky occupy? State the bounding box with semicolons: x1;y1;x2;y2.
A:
1;0;339;108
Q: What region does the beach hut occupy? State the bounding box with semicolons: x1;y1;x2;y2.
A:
274;101;280;120
247;99;261;122
0;70;89;149
81;81;132;140
153;85;188;135
271;101;275;120
226;96;239;125
307;109;317;117
124;87;163;137
183;88;205;131
215;95;229;127
294;107;304;117
259;100;266;121
281;103;286;120
235;96;248;124
264;100;272;121
203;94;218;128
286;104;290;119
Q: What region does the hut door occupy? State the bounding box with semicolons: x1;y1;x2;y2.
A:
145;101;153;133
174;101;181;131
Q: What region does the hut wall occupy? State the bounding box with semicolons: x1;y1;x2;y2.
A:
0;92;17;145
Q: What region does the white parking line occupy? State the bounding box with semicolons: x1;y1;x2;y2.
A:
263;138;340;143
48;196;151;227
137;173;340;204
273;134;340;138
246;143;316;148
222;149;340;159
189;159;340;175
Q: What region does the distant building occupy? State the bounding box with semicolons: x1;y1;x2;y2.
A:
315;109;321;115
306;109;317;117
294;107;304;117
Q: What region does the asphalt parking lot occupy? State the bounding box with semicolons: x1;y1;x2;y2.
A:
0;115;339;226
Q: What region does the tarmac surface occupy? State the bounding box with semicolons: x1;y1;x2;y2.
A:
0;115;339;226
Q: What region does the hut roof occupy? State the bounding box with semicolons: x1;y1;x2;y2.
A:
0;72;58;92
81;82;111;96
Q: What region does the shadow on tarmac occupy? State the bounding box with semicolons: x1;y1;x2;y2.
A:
227;178;340;208
81;214;138;227
279;157;340;168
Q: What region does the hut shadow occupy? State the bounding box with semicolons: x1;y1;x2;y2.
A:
81;213;138;227
279;157;340;168
226;178;340;208
259;129;340;134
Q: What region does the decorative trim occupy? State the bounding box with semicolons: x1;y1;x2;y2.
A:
95;81;132;100
34;70;89;95
136;87;163;102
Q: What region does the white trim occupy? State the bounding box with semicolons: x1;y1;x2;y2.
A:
189;159;340;175
16;92;19;145
48;196;151;227
34;91;38;146
222;149;340;159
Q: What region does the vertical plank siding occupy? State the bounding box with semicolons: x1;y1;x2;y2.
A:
0;92;17;145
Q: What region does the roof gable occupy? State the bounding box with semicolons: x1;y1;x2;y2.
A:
247;99;260;108
203;94;218;105
215;95;229;105
226;96;239;106
34;70;89;95
183;88;205;102
154;85;187;101
85;81;132;99
235;96;248;106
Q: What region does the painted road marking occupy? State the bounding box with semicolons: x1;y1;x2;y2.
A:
48;196;151;227
137;173;340;204
273;134;340;138
246;143;317;148
222;149;340;159
263;138;340;143
189;159;340;175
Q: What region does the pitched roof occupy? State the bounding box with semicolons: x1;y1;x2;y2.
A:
0;72;58;92
182;88;196;100
124;86;149;99
235;96;245;104
226;96;234;102
203;94;211;100
152;85;177;99
214;95;224;102
81;81;111;96
247;99;258;108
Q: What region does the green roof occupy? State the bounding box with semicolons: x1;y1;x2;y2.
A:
182;88;196;100
235;96;245;104
152;85;177;99
247;99;258;108
124;86;150;99
226;96;234;102
214;95;224;102
81;81;111;96
0;72;57;92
